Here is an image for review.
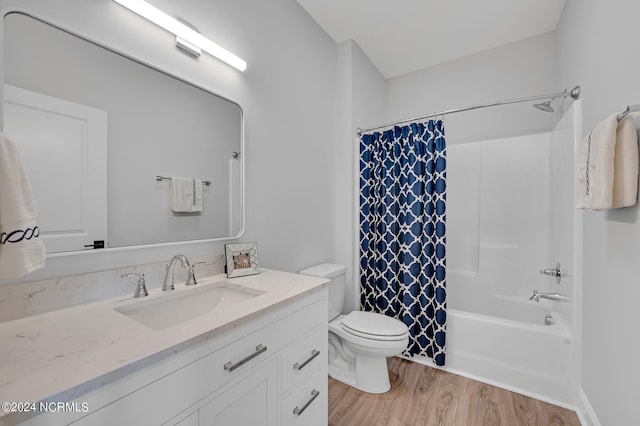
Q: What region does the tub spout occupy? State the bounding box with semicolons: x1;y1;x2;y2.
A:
529;289;571;303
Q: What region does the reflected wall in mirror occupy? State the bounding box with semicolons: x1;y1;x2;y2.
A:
3;12;243;253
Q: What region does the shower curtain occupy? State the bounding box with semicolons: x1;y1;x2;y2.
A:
359;121;447;365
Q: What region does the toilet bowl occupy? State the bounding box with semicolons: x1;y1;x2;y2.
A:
298;263;409;394
328;311;409;393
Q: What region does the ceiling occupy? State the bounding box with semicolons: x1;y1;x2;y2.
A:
295;0;566;78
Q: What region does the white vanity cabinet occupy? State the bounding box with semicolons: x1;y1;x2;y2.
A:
169;324;328;426
20;286;327;426
189;358;278;426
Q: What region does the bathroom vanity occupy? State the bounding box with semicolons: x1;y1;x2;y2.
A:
0;270;328;426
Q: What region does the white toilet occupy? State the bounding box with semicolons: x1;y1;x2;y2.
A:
299;263;409;394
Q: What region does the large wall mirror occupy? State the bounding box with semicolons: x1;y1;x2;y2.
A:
3;12;244;254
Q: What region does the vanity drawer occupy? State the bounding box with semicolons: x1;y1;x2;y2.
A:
281;326;326;392
73;330;274;425
206;298;321;383
281;368;327;426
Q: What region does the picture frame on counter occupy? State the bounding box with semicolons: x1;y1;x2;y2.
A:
225;242;260;278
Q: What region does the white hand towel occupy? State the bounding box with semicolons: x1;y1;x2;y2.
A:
612;116;639;208
576;114;619;210
170;177;202;213
0;133;46;279
170;177;192;212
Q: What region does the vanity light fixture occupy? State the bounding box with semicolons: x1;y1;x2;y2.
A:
112;0;247;71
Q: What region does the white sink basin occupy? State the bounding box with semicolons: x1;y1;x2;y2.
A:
115;282;265;330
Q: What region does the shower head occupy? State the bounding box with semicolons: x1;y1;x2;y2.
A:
533;99;554;113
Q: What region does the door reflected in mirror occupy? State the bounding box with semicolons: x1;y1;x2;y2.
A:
3;12;244;253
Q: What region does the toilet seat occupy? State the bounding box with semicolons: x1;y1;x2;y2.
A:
341;311;408;341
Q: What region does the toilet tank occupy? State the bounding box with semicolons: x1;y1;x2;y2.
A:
298;263;346;321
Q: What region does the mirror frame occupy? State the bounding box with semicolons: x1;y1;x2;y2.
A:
0;7;245;284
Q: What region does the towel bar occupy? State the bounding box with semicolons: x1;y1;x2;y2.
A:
156;175;211;186
617;104;640;121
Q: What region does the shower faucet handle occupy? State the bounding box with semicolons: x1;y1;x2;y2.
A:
539;262;569;279
540;268;562;277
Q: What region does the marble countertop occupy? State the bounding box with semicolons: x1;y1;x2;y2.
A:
0;269;328;424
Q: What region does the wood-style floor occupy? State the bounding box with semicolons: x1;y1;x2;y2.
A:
328;357;581;426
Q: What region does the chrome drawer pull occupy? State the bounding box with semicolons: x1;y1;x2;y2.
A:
293;389;320;416
293;349;320;371
224;344;267;372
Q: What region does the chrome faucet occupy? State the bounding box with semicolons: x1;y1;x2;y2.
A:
121;273;148;298
529;289;571;303
163;255;191;291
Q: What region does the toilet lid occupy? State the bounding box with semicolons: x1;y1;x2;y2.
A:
342;311;408;339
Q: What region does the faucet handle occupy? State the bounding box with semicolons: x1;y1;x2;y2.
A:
186;262;205;286
121;273;148;298
539;262;569;280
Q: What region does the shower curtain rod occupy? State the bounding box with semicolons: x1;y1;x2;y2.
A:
356;85;581;135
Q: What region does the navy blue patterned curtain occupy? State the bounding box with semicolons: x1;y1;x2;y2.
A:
359;121;447;365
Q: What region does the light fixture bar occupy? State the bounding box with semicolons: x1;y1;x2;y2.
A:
113;0;247;71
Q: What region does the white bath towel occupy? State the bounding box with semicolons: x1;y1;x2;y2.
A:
170;177;203;213
611;116;639;208
576;114;619;210
0;133;46;279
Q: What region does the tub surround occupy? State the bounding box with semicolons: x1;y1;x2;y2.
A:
0;269;328;425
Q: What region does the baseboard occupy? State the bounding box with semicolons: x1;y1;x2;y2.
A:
576;388;600;426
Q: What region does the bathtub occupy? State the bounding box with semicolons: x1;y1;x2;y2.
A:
408;299;576;406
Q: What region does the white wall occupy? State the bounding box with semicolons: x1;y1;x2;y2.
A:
0;0;342;284
556;1;640;424
335;40;386;312
385;32;560;145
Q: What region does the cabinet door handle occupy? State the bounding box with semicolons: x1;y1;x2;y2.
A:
293;349;320;371
293;389;320;416
224;344;267;372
